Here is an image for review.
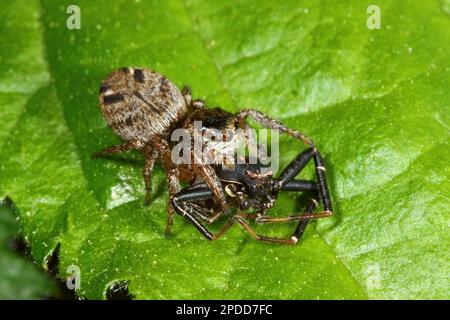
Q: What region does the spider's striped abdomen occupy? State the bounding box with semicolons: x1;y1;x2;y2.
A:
99;67;188;142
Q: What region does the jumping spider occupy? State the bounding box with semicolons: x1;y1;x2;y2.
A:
95;67;332;242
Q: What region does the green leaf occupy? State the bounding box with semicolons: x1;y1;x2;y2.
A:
0;199;57;299
0;0;449;299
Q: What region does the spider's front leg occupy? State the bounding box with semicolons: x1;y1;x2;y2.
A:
235;109;314;146
192;152;231;215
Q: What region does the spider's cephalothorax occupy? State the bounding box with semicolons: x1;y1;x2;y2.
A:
94;67;333;242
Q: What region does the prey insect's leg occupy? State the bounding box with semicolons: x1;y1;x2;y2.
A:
276;148;333;218
143;147;158;206
255;198;333;223
212;218;236;240
255;190;331;222
205;210;223;224
172;185;214;240
236;213;261;220
291;198;318;244
172;185;234;241
281;179;318;192
313;149;333;214
262;147;333;221
235;109;314;146
277;147;315;188
234;216;298;245
253;179;319;222
255;208;332;222
236;199;318;245
233;178;317;223
92;140;144;158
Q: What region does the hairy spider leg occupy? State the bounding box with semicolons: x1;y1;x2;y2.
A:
235;109;314;146
192;151;231;215
93;139;160;206
149;136;183;237
92;139;144;158
143;146;158;206
165;168;180;237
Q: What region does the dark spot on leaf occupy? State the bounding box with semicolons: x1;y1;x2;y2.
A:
44;244;79;300
8;236;29;257
46;243;60;276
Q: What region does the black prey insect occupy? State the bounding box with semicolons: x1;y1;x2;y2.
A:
94;67;333;244
172;156;332;244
